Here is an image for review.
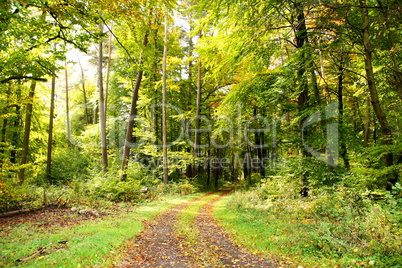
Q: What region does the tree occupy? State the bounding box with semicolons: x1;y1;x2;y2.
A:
162;14;169;185
65;59;72;147
120;33;149;178
98;24;108;173
194;30;203;177
359;0;395;188
46;76;56;180
18;81;37;183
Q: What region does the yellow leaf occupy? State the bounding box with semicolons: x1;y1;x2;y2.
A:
353;248;359;252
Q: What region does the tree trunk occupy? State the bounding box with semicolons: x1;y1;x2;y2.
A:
105;22;113;114
10;88;21;164
360;0;393;165
194;30;202;177
98;24;108;173
185;22;194;179
376;0;402;102
0;88;10;167
18;81;36;183
338;63;350;169
65;60;71;147
78;58;90;124
360;0;395;188
93;105;98;124
319;42;330;104
162;16;169;185
46;77;56;180
364;97;371;147
120;33;149;179
294;2;310;158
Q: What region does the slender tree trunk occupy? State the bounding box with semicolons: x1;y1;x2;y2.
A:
310;69;320;105
65;61;71;147
353;97;365;133
10;88;21;164
376;0;402;102
360;0;395;188
360;0;393;165
338;63;350;169
0;116;7;165
0;89;10;167
186;22;194;178
46;77;56;179
93;105;98;124
162;16;169;185
98;24;108;173
319;41;330;104
214;148;220;189
294;2;310;159
120;33;149;178
260;132;266;177
78;58;90;124
364;97;371;147
105;22;113;114
18;81;36;183
194;30;202;176
207;134;211;187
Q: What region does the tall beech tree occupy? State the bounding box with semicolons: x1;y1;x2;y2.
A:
162;15;169;185
98;24;108;173
359;0;395;187
46;76;56;180
120;33;149;178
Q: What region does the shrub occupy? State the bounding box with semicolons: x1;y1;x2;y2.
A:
87;175;142;202
49;147;90;183
0;181;42;212
165;179;198;195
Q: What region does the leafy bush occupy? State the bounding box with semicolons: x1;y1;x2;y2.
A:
222;179;402;267
49;147;91;183
165;179;199;195
0;181;42;212
87;175;142;202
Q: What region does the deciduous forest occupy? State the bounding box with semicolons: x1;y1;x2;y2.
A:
0;0;401;267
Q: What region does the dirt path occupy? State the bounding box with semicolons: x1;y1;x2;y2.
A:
117;190;277;268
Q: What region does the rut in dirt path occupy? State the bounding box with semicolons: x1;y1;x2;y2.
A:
117;190;277;268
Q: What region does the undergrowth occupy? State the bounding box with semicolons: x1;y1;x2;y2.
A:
214;177;402;268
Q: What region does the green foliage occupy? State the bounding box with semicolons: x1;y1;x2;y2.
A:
49;148;91;184
0;181;42;212
87;175;142;202
165;179;199;195
217;181;402;267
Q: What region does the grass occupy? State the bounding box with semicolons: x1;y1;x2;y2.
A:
213;190;402;268
0;193;203;268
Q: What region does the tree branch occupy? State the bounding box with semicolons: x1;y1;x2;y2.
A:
0;76;47;84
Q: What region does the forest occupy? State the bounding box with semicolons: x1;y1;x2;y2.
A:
0;0;401;267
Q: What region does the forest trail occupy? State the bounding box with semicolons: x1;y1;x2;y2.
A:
117;189;277;268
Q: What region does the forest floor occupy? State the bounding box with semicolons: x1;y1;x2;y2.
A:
0;190;286;268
